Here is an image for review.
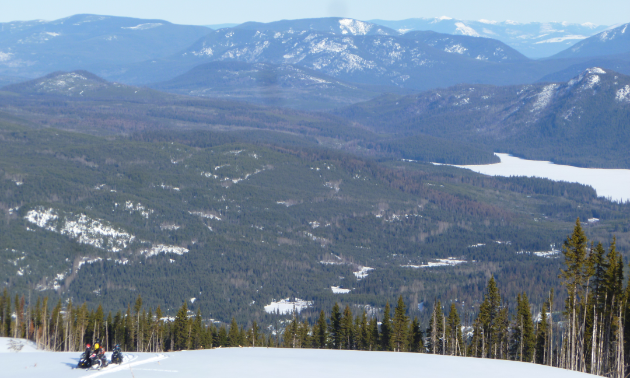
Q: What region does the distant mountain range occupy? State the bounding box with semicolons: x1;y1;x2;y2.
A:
1;14;630;110
0;14;210;77
369;17;609;58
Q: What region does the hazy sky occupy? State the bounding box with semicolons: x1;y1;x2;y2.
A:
1;0;628;26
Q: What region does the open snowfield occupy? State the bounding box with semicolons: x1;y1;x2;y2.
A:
0;337;597;378
450;153;630;202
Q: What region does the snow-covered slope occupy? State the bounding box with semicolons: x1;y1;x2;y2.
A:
0;340;598;378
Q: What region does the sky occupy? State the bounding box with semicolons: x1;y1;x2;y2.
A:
0;0;628;26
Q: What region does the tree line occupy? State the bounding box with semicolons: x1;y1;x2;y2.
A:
1;218;627;377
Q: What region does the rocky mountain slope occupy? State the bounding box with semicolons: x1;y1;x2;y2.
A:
370;17;609;58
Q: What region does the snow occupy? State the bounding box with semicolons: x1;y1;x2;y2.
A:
402;257;467;268
339;19;373;35
140;245;189;257
121;23;163;30
264;298;312;314
25;208;135;252
0;341;598;378
331;286;351;294
448;153;630;202
531;84;558;112
534;35;587;44
454;22;480;37
616;85;630;102
444;44;467;54
0;338;39;353
353;266;374;280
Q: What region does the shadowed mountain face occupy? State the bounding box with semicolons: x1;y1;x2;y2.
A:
151;61;411;110
369;18;609;58
0;14;211;78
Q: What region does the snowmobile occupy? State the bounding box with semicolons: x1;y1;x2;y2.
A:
76;346;93;369
111;344;123;364
77;347;108;369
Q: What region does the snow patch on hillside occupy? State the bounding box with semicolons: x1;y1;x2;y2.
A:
122;23;163;30
339;19;373;35
353;266;374;280
444;44;467;54
401;257;466;268
25;207;135;252
535;35;587;44
331;286;351;294
615;85;630;102
264;298;312;314
140;244;189;257
455;23;479;37
531;84;558;112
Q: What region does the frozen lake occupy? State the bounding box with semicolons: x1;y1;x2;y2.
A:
449;153;630;203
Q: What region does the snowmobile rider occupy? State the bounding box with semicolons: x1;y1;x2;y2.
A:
94;339;106;361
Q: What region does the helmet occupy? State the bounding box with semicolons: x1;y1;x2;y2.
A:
96;338;101;343
86;343;91;348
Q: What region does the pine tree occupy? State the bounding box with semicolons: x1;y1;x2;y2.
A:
380;302;392;351
340;305;354;349
536;301;550;365
392;296;409;352
359;310;369;350
446;303;463;356
427;300;444;354
173;302;189;351
227;317;240;347
329;303;342;349
314;310;328;348
369;316;379;351
409;317;423;353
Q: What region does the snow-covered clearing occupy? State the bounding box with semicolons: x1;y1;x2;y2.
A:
445;153;630;202
264;298;312;314
0;338;597;378
402;257;467;268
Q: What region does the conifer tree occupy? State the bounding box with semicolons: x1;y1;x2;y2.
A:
446;304;463;356
359;310;370;351
329;303;342;349
173;302;189;351
369;316;379;351
392;296;409;352
340;305;354;349
228;317;240;347
536;301;550;365
409;317;423;353
314;310;328;348
380;302;392;351
427;301;444;354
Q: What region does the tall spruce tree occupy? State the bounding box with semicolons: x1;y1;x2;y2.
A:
380;302;392;351
329;303;342;349
392;296;409;352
